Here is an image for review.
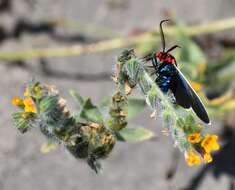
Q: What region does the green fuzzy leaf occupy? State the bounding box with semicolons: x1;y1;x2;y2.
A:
138;72;152;94
12;113;30;133
70;90;84;111
125;59;139;82
117;127;155;142
15;120;29;133
79;98;104;124
98;97;111;110
127;98;146;119
146;86;158;108
39;96;58;113
12;112;25;120
98;97;112;121
185;114;195;125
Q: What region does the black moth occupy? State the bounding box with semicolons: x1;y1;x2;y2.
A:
144;19;210;124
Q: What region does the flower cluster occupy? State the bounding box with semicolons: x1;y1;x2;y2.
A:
11;86;39;133
12;83;44;115
12;95;37;113
185;133;220;166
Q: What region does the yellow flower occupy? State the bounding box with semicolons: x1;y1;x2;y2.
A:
23;98;37;113
12;97;24;106
203;153;213;163
188;133;201;144
185;151;202;166
201;134;220;153
24;87;30;97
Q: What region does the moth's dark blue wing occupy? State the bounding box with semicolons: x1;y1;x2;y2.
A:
170;66;210;124
170;74;191;109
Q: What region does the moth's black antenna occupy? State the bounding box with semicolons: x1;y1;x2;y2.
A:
166;45;181;53
160;19;170;52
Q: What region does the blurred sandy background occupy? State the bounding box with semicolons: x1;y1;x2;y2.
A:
1;0;235;190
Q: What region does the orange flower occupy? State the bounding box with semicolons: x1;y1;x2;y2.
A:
12;97;24;106
201;134;220;153
203;153;213;163
189;81;202;92
23;98;37;113
188;133;201;144
185;151;202;166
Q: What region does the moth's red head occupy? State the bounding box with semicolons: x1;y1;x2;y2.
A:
156;51;176;65
156;51;164;60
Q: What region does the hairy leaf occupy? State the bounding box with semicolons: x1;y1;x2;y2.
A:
127;98;146;119
117;127;155;142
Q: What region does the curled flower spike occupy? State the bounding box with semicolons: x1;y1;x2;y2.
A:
201;134;220;153
185;151;202;166
12;97;24;106
23;97;37;113
187;133;201;144
12;81;119;173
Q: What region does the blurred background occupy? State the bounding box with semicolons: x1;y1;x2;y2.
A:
1;0;235;190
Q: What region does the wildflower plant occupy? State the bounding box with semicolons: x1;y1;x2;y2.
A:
12;46;229;173
11;44;223;171
13;18;235;172
12;81;116;172
12;80;153;173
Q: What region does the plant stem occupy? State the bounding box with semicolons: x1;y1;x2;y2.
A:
2;17;235;61
55;18;119;37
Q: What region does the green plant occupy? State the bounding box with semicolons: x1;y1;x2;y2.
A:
11;80;152;173
11;18;235;172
